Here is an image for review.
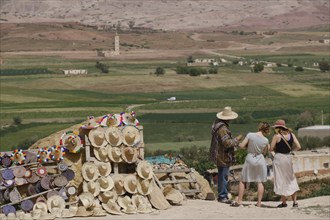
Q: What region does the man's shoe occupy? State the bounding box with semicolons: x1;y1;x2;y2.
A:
277;203;288;208
218;198;232;204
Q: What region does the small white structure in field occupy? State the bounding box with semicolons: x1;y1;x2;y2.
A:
167;97;176;101
63;69;88;75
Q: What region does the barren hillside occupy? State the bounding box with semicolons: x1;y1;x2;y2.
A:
0;0;329;31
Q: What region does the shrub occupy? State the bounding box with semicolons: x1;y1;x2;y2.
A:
154;67;165;76
319;61;330;72
253;63;264;73
95;61;109;73
295;66;304;72
13;116;22;125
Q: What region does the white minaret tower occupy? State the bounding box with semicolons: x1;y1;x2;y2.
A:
114;32;120;55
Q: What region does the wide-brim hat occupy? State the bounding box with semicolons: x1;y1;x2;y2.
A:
162;185;184;204
9;187;22;203
47;195;65;214
122;204;137;214
50;146;65;162
117;195;133;210
21;200;34;212
2;154;12;167
36;167;47;177
131;194;153;214
216;106;238;120
100;114;122;127
61;169;75;181
108;146;123;163
98;176;114;192
78;192;95;209
95;161;111;177
53;175;68;187
102;200;122;215
137;178;153;195
272;119;288;129
121;125;142;147
88;127;107;148
121;146;138;164
75;206;93;217
83;180;100;197
122;111;139;126
58;187;68;200
2;205;16;216
80;116;100;130
47;191;59;200
4;179;15;187
14;177;27;186
57;163;68;172
40;176;52;190
37;148;51;163
105;127;123;146
11;149;26;165
24;168;33;179
25;151;38;164
136;161;153;180
35;181;45;194
60;131;83;153
35;195;47;204
27;184;37;196
2;169;14;180
93;146;109;162
112;174;126;195
13;166;26;178
33;202;48;213
124;174;138;194
67;186;78;196
82;162;99;182
27;172;40;183
98;191;118;204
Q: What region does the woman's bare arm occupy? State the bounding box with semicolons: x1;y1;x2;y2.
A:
239;137;248;149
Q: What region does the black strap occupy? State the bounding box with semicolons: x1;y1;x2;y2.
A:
280;133;292;151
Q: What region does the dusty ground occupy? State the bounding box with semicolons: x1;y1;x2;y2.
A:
71;196;330;220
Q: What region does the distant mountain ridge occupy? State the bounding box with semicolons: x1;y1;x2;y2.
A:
0;0;329;31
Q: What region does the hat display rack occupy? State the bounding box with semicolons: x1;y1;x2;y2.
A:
0;144;79;218
0;111;186;219
80;111;159;216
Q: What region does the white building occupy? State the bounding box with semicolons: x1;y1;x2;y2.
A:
63;69;88;75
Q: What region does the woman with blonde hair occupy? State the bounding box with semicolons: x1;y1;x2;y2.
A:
231;122;270;207
270;119;301;208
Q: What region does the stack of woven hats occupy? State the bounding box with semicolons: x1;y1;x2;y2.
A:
0;146;79;219
78;112;155;216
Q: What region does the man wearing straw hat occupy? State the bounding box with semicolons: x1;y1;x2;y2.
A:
209;106;243;204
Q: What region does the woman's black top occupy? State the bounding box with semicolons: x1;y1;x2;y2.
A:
275;133;293;154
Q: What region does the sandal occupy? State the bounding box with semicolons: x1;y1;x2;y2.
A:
230;201;242;207
293;203;298;208
277;203;287;208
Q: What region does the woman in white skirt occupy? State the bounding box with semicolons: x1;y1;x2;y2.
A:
231;122;270;207
270;119;301;208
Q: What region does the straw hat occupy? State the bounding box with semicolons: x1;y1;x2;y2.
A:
80;116;100;130
2;169;14;180
98;190;118;204
122;204;137;214
216;106;238;120
6;213;16;220
4;179;15;187
40;176;52;190
60;131;83;153
9;187;22;203
83;180;100;197
13;166;26;178
272;119;288;129
132;194;153;214
32;202;48;214
50;146;65;162
147;180;171;210
88;127;107;148
2;205;16;216
61;169;75;181
100;114;122;127
78;192;95;209
58;187;68;200
93;146;109;162
27;184;37;196
62;205;78;218
67;186;78;196
21;200;34;212
95;161;111;176
105;127;123;146
27;172;40;183
35;195;47;204
137;178;153;195
25;151;38;164
124;174;138;194
82;162;99;182
37;148;51;163
122;125;141;147
98;176;114;192
136;161;153;180
53;175;68;187
122;146;138;164
47;191;59;200
47;195;65;214
162;185;184;204
112;174;126;195
122;111;139;126
14;177;27;186
75;206;93;217
108;146;123;162
57;162;68;172
117;195;133;210
24;168;33;178
36;167;47;177
2;154;12;167
10;149;26;165
102;200;123;215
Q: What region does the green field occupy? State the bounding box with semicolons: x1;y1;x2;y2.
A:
0;45;329;152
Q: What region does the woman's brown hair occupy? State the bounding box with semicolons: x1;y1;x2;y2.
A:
258;122;270;135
